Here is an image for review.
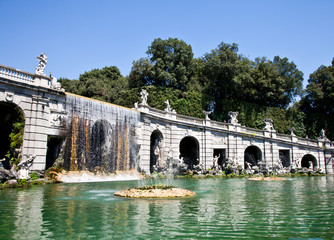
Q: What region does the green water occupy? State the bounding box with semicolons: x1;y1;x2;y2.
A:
1;177;334;239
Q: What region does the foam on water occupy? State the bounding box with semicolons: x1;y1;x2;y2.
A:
58;171;142;183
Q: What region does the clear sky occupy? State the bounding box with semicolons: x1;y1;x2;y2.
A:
1;0;333;88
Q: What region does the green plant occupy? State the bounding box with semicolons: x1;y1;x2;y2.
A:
30;172;40;181
17;179;28;187
5;107;25;167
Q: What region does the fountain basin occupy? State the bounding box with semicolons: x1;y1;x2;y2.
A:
248;176;286;181
114;185;196;198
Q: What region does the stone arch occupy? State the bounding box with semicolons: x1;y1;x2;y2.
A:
244;145;262;169
179;136;199;170
0;101;25;169
301;154;317;170
90;119;113;172
150;129;163;173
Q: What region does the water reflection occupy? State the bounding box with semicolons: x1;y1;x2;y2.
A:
0;177;334;239
13;187;46;239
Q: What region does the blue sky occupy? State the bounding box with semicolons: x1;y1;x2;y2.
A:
1;0;333;88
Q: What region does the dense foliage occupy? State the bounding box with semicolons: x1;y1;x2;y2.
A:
5;106;25;166
300;59;334;139
58;38;333;140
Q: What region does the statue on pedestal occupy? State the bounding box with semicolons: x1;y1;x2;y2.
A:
263;118;275;131
228;111;239;124
35;53;47;75
17;155;36;179
140;89;148;105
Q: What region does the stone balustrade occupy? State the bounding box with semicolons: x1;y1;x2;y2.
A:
0;64;34;83
144;103;333;149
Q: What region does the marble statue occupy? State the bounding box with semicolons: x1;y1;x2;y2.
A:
228;111;239;124
140;89;148;105
49;73;64;91
153;138;162;166
213;154;220;169
164;100;171;112
263;118;275;131
308;161;313;171
203;111;211;120
289;127;296;136
35;53;47;75
167;148;173;168
17;155;36;179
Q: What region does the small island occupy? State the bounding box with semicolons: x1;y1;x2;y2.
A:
114;185;196;198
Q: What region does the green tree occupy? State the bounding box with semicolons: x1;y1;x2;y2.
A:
129;38;195;91
248;57;303;108
5;106;25;166
200;42;252;120
60;66;128;104
301;58;334;139
128;58;154;88
58;78;81;94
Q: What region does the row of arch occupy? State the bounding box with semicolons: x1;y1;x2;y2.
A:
244;145;318;169
150;130;200;172
149;130;319;173
0;101;320;172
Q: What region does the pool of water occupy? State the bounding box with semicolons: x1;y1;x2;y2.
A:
1;176;334;239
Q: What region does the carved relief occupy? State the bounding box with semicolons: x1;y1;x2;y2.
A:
213;135;226;144
5;91;14;102
50;113;67;127
184;129;192;136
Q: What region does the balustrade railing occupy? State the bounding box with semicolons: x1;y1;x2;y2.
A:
242;126;263;136
297;137;318;146
0;64;34;83
276;132;292;141
210;120;229;129
176;114;203;124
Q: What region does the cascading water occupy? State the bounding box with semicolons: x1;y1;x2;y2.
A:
61;93;141;182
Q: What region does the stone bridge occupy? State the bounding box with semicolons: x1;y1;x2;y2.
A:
1;55;333;174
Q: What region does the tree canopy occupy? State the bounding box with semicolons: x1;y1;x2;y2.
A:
59;38;332;140
129;38;194;91
300;59;334;139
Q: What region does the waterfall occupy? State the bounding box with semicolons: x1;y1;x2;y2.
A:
63;93;140;173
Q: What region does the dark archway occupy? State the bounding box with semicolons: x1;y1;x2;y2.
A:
90;119;113;172
244;145;262;169
0;102;25;169
279;150;290;167
301;154;317;170
150;130;163;173
46;136;64;169
179;136;199;170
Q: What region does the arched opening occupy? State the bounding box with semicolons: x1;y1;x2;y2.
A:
279;150;290;167
150;130;163;173
244;145;262;169
179;136;199;170
0;102;25;169
301;154;317;170
46;136;64;170
90;119;113;172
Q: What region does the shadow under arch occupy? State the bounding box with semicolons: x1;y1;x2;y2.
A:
244;145;262;169
179;136;199;170
0;101;25;169
150;129;163;173
90;119;113;172
301;154;317;170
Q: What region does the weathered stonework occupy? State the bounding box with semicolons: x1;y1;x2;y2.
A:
1;60;334;174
